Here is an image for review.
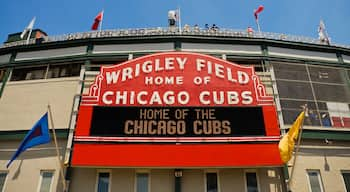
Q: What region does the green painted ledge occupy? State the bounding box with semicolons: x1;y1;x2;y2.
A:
0;129;69;140
302;129;350;141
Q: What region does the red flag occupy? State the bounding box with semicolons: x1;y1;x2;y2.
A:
254;5;264;20
91;11;104;30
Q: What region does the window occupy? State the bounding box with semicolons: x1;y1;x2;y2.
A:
307;170;324;192
276;81;314;100
136;173;149;192
342;172;350;192
245;172;259;192
227;59;266;72
313;83;350;102
90;60;127;71
280;100;321;126
38;171;54;192
96;172;110;192
0;172;7;192
326;102;350;128
308;65;345;84
273;61;350;129
0;69;5;82
274;66;350;128
10;63;81;81
272;62;309;81
47;64;81;78
11;66;47;81
206;172;218;192
0;69;5;97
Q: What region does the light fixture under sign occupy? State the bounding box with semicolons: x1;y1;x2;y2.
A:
174;169;183;177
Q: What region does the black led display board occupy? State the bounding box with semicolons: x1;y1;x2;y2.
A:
90;106;266;137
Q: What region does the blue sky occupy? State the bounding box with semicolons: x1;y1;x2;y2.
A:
1;0;349;45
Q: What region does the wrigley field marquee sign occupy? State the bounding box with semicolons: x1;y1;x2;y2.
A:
74;52;279;143
82;52;272;106
72;52;283;167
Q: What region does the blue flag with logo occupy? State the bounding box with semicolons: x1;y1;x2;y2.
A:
7;112;51;168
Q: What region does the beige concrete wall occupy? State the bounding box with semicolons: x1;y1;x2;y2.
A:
68;168;284;192
111;169;135;192
258;168;283;192
151;169;174;192
220;168;283;192
289;141;350;192
0;77;79;130
70;169;136;192
182;169;204;192
69;168;96;192
220;169;245;192
0;139;67;192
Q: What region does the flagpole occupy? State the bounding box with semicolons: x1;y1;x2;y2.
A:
26;29;33;44
255;18;261;34
47;105;67;191
288;106;307;187
178;7;182;34
322;20;330;45
254;5;264;36
99;10;104;32
26;17;36;45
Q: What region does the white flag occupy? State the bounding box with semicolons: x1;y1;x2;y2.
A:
168;10;177;21
20;17;36;39
318;19;329;44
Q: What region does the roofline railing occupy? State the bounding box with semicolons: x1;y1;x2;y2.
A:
2;27;350;49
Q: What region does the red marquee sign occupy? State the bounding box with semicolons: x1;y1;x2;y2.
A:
81;52;273;106
72;52;283;167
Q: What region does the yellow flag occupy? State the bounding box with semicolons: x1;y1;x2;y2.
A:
278;111;305;163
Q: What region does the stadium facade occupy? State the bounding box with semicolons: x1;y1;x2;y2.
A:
0;27;350;192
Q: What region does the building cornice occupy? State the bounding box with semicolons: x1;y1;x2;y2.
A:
1;28;350;55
